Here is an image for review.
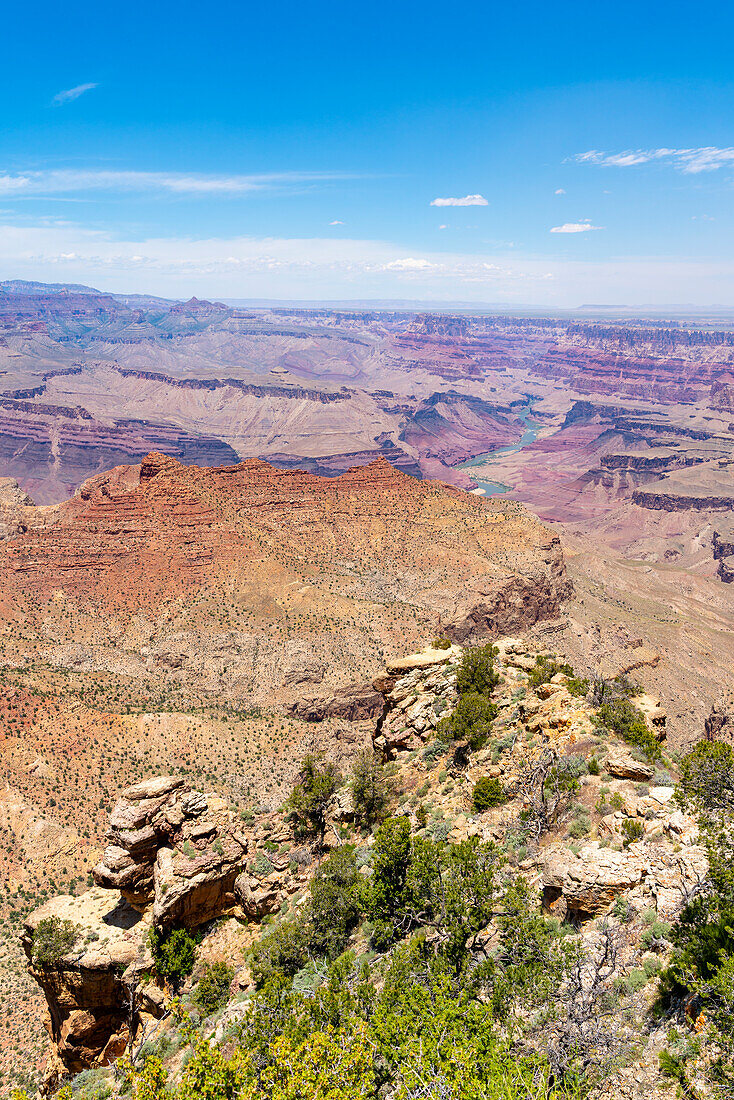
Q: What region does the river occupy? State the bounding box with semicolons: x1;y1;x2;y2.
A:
458;404;541;496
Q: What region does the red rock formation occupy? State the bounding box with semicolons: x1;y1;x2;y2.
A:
0;455;570;660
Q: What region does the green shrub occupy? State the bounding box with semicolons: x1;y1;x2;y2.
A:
472;776;506;811
621;818;644;847
678;739;734;812
32;917;79;966
566;675;590;698
287;753;340;838
612;896;633;922
194;961;234;1015
659;1049;686;1084
351;750;390;826
251;853;275;878
626;968;648;992
366;816;420;948
568;809;591;839
641;918;672;948
430;820;451;842
308;845;362;959
643;956;662;978
587;757;600;776
596;699;661;761
249;917;310;987
437;691;497;751
432;636;452;650
149;926;202;987
455;643;499;696
528;655;587;696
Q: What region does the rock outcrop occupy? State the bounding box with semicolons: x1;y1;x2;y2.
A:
541;834;706;922
373;646;461;758
705;688;734;748
22;888;152;1080
93;775;250;926
26;776;315;1078
285;681;383;722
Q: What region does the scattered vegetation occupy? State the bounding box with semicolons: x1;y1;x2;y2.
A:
595;698;661;761
528;655;589;698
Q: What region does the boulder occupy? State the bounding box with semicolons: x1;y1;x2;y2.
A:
151;830;248;926
28;776;303;1077
326;785;356;825
606;752;655;782
385;647;456;674
94;778;251;926
234;873;283;919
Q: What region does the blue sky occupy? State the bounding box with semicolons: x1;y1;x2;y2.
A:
2;0;734;305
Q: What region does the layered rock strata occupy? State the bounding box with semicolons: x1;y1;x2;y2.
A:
25;776;311;1078
0;454;570;702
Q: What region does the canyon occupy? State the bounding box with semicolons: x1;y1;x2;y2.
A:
0;282;733;1095
1;281;731;739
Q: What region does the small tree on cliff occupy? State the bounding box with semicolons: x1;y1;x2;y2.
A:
351;750;390;826
455;643;500;697
287;753;340;840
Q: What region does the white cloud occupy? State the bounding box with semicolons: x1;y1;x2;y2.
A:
575;147;734;174
0;221;552;297
383;257;440;272
3;218;734;306
550;221;603;234
439;224;447;230
430;194;488;207
554;188;566;195
329;219;344;225
0;168;353;198
52;83;99;106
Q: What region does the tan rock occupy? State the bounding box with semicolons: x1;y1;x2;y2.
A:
705;687;734;748
386;648;456;674
541;844;643;918
23;888;149;1074
234;873;282;919
606;752;654;782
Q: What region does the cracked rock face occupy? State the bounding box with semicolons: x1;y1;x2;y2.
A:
22;888;152;1079
28;776;314;1077
373;646;461;758
541;834;707;922
93;776;249;927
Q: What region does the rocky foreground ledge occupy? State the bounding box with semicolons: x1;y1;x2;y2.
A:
22;637;714;1088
